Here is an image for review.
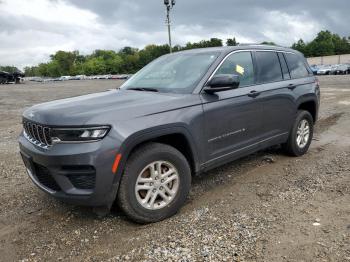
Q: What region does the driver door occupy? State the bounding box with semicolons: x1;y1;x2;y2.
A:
200;51;264;166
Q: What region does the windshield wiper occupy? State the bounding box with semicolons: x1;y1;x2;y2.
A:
127;87;159;92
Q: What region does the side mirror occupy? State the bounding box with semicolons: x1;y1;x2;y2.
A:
204;74;240;93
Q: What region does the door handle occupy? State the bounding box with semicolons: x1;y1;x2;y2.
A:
287;83;297;90
247;90;261;98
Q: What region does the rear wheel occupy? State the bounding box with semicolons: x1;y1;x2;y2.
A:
283;110;314;156
117;143;191;223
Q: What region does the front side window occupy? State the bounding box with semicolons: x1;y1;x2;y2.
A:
214;51;255;87
121;51;220;94
255;51;283;84
284;53;310;79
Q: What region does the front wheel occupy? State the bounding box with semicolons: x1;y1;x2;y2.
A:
117;143;191;223
283;110;314;156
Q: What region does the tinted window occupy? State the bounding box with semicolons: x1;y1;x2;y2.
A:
278;52;291;80
284;53;309;79
255;51;283;83
215;51;254;87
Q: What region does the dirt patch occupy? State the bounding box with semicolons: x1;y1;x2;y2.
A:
338;100;350;105
315;112;343;133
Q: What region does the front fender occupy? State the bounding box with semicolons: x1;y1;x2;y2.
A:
114;124;201;178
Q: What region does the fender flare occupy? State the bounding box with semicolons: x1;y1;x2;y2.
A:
115;124;201;177
296;94;317;108
295;94;319;122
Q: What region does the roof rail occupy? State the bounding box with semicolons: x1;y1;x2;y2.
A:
237;43;278;46
237;43;259;46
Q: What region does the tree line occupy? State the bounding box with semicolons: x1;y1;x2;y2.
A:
292;30;350;57
0;66;21;74
4;30;350;77
23;38;231;77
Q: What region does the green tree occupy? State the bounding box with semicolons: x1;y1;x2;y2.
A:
46;61;61;77
138;44;169;67
292;39;311;56
292;30;350;57
332;34;350;55
184;38;223;50
311;30;335;56
226;37;238;46
21;31;350;77
119;47;138;56
82;57;107;75
261;41;276;46
35;63;49;76
91;50;123;74
0;66;20;73
50;50;79;75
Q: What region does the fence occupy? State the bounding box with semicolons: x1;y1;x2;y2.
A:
307;54;350;65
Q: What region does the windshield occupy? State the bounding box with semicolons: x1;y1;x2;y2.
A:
121;51;220;94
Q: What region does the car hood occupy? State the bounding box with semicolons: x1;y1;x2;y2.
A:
23;89;200;126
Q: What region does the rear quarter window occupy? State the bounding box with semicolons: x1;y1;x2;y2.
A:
278;52;291;80
284;53;310;79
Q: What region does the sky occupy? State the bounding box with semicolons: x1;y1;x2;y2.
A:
0;0;349;69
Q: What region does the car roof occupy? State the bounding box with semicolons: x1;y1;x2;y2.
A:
176;44;301;56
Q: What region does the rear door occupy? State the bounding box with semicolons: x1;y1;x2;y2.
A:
283;51;317;115
200;51;264;165
253;51;296;139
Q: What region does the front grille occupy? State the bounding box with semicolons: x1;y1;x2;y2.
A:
34;163;61;191
23;120;52;148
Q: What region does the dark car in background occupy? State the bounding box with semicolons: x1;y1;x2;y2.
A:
0;70;24;84
332;64;348;75
19;45;320;223
0;71;9;84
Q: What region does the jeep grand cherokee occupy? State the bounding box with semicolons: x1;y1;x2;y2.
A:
19;45;320;223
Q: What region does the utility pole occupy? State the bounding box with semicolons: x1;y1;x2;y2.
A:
164;0;176;53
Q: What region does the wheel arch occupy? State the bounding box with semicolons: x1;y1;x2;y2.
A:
117;125;201;178
297;98;318;123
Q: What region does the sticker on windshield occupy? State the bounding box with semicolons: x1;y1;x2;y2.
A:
236;64;244;75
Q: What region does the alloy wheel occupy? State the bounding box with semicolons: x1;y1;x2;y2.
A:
296;119;310;148
135;161;180;210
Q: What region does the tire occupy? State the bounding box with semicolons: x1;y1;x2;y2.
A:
283;110;314;157
117;142;191;223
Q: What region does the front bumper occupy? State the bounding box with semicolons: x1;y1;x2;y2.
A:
18;133;121;207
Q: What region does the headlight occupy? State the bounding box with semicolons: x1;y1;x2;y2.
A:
50;126;110;143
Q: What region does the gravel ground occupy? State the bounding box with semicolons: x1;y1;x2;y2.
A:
0;76;349;261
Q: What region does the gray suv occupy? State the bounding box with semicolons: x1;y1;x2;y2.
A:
19;45;320;223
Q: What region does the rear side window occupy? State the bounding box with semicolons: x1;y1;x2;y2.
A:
284;53;309;79
255;51;283;84
278;53;291;80
215;51;255;87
